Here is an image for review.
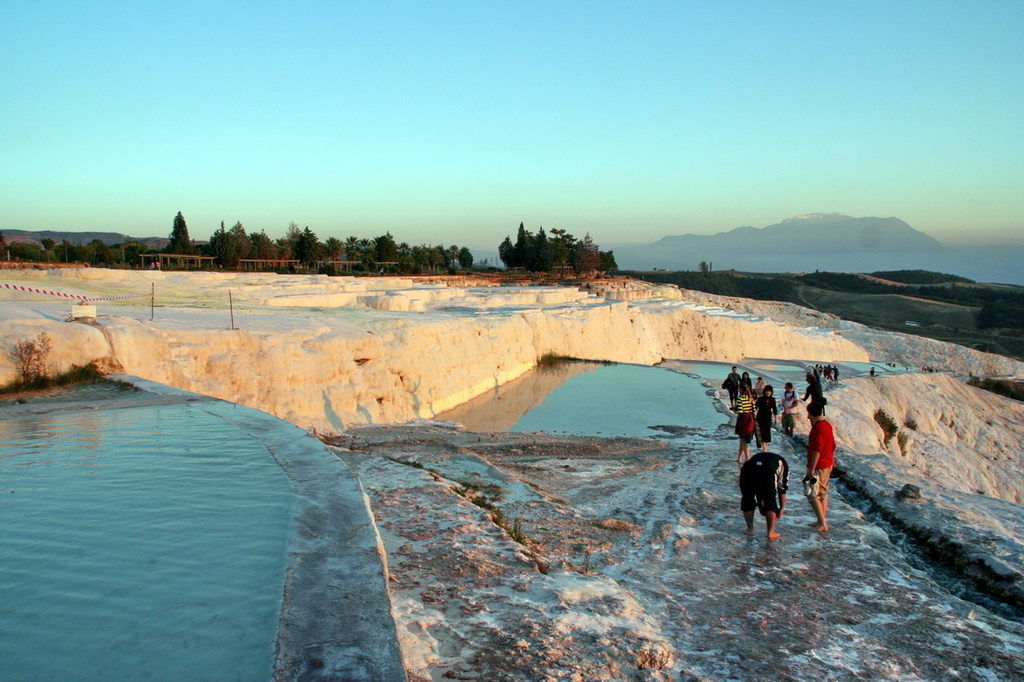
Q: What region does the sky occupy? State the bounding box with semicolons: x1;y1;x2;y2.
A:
1;1;1021;251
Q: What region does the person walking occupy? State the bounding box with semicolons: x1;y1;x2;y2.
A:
740;450;790;540
780;382;800;436
725;366;742;410
803;371;826;414
755;385;778;452
805;401;836;532
735;383;756;467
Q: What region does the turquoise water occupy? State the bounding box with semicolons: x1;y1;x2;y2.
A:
744;362;808;383
0;403;293;681
509;364;725;438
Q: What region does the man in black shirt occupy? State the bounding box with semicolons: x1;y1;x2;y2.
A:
740;451;790;540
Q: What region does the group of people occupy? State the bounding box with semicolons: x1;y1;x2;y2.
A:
724;367;808;466
739;402;835;539
811;363;840;384
724;365;837;540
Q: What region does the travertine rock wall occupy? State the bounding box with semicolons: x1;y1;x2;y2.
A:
825;373;1024;504
1;270;868;432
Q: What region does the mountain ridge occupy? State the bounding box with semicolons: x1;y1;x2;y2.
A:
612;214;1022;285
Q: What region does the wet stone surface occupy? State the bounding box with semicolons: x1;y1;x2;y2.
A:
331;424;1024;681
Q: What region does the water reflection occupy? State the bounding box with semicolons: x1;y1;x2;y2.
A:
437;361;603;432
439;362;726;438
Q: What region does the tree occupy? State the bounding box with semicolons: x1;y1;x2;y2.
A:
549;228;574;267
375;233;398;263
250;230;278;259
87;239;111;265
276;222;302;260
209;221;251;268
122;240;147;267
498;236;514;268
168;211;196;254
208;222;230;265
40;238;55;262
229;222;251;263
293;226;323;266
324;237;343;260
576;234;600;275
458;247;473;268
513;222;531;268
532;227;552;271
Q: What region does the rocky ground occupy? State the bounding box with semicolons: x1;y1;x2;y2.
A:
330;414;1024;681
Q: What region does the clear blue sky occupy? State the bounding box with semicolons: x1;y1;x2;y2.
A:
2;1;1021;250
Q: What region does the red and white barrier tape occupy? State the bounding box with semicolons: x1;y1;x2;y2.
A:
1;282;150;303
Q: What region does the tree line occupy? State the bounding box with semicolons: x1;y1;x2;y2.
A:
497;223;616;274
3;214;617;276
170;212;474;274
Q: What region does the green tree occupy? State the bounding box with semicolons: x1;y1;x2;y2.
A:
121;240;148;267
87;239;111;265
293;226;322;266
532;228;552;271
209;221;251;268
276;222;302;260
458;247;474;268
549;228;574;267
575;234;600;275
498;236;514;268
324;237;344;260
168;211;196;254
375;232;398;263
513;222;531;268
40;238;55;262
250;230;278;259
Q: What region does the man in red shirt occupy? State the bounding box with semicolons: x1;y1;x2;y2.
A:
805;401;836;532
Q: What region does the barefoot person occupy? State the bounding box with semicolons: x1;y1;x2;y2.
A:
780;382;800;436
725;366;742;410
740;451;790;540
805;401;836;532
754;384;778;452
735;383;757;467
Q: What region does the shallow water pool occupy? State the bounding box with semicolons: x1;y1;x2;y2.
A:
480;363;725;438
0;401;293;681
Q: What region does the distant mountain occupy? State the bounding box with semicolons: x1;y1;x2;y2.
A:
0;229;169;250
611;214;1023;285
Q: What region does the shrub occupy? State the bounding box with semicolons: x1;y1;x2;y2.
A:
508;518;529;545
636;647;672;670
874;408;899;445
968;377;1024;402
897;431;910;457
538;353;573;366
904;417;918;431
1;361;106;395
12;332;52;382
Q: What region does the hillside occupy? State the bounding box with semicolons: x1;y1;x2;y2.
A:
626;269;1024;360
0;228;168;250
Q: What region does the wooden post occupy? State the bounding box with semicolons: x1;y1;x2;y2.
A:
229;290;235;330
150;283;155;321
